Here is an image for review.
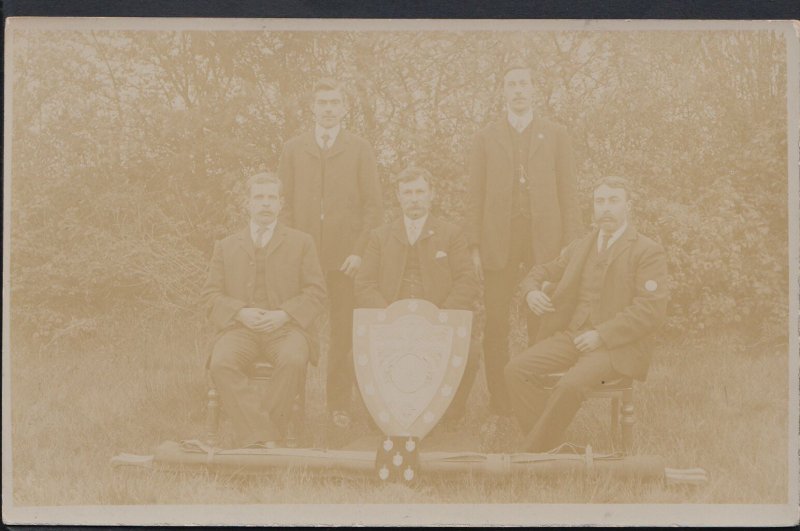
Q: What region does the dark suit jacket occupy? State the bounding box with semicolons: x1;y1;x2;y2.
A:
355;216;479;311
466;117;580;269
519;226;668;380
278;129;383;272
201;224;327;364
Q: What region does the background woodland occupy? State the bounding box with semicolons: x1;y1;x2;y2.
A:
10;29;789;345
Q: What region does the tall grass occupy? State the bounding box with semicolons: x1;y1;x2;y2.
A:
9;308;788;506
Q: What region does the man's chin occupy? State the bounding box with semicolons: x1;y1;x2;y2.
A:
598;222;619;232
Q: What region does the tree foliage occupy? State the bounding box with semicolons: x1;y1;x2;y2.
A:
9;29;788;342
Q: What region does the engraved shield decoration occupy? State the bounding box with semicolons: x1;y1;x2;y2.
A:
353;299;473;439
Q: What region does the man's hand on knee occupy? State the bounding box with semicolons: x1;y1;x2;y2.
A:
573;330;603;353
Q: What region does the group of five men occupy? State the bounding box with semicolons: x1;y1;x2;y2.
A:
201;67;668;452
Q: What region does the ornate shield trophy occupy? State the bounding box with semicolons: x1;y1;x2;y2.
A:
353;299;473;439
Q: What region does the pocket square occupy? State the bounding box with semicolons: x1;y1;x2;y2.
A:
435;250;448;259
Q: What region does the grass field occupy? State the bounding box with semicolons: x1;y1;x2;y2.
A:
8;309;789;507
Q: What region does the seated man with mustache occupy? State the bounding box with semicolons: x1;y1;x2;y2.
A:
505;177;668;452
201;172;326;448
355;166;481;427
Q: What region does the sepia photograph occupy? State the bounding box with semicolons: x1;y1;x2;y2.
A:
2;17;798;526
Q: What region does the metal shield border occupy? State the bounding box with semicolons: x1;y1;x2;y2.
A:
353;298;473;439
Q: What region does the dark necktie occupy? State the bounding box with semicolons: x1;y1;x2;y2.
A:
255;226;270;248
321;133;331;151
408;222;419;245
600;232;610;253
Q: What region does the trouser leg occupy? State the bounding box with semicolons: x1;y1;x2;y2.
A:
525;312;541;348
443;340;481;422
326;270;355;413
263;327;309;437
523;342;621;452
482;263;518;414
512;216;540;348
504;332;578;434
209;328;276;447
483;217;533;414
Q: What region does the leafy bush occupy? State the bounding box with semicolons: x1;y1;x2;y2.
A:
9;29;788;344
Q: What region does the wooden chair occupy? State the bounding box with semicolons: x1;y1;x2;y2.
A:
541;373;635;454
206;361;307;448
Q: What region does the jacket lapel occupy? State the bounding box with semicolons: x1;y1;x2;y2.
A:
490;119;513;161
527;117;546;160
300;131;321;159
390;218;409;246
417;217;441;298
263;223;287;259
325;129;349;160
236;227;255;261
416;216;436;244
600;225;637;279
388;219;409;300
552;231;595;301
265;223;286;258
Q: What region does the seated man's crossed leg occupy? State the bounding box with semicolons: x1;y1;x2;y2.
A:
505;331;621;453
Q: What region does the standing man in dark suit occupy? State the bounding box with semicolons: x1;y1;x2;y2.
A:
467;64;581;416
505;177;668;452
278;78;383;429
202;173;327;448
355;166;480;424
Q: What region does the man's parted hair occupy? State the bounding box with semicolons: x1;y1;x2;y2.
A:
312;77;346;103
247;172;283;196
502;62;533;82
593;176;633;200
392;165;434;190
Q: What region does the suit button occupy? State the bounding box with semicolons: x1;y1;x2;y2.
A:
249;261;254;266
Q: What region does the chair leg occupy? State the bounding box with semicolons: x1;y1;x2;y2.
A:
621;388;635;454
207;387;220;447
610;396;620;448
286;369;308;448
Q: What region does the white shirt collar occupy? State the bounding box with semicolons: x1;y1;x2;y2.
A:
403;214;428;245
250;219;277;247
598;222;628;252
507;108;534;133
315;124;341;149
